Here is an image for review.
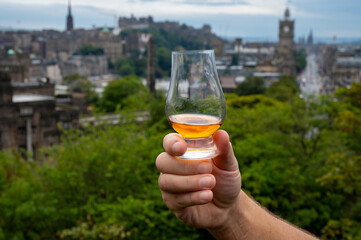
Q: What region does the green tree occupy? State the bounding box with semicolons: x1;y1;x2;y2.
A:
231;53;239;66
266;75;300;101
76;44;104;56
156;47;171;77
296;49;307;73
97;75;148;112
1;77;361;240
63;74;99;106
63;73;86;85
119;63;134;76
235;76;266;96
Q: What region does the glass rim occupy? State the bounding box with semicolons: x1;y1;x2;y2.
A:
172;49;214;55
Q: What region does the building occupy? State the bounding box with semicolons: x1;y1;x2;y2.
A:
60;55;108;77
0;71;79;159
0;50;30;83
319;45;361;92
66;0;74;31
118;15;153;29
277;7;296;76
0;71;59;158
307;29;313;45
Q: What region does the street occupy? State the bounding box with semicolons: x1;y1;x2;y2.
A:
298;53;323;97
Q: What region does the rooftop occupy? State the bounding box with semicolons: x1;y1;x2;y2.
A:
12;94;54;103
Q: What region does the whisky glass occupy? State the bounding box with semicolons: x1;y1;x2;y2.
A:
166;50;226;160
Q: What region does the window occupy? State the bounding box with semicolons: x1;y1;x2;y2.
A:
18;127;26;135
20;107;33;116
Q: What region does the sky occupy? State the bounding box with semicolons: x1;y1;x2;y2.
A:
0;0;360;41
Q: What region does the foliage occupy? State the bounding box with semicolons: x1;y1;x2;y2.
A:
75;44;104;56
114;54;147;78
63;73;86;85
63;74;99;106
0;81;360;239
296;49;307;73
96;75;149;113
147;26;204;52
235;76;266;96
266;75;300;101
117;24;222;79
156;47;172;78
231;53;239;66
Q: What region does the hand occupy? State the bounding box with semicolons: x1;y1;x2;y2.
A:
156;130;242;229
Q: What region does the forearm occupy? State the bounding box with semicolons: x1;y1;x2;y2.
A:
208;190;318;240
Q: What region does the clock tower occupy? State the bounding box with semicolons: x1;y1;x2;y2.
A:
277;7;296;76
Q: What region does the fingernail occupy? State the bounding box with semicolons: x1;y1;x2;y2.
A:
199;176;213;189
199;191;211;203
198;163;211;174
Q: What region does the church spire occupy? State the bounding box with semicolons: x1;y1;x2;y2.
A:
68;0;72;15
66;0;74;31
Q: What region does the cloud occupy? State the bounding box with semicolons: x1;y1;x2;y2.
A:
0;0;282;16
0;0;360;38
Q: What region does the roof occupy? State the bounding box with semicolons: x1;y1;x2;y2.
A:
220;76;237;89
12;94;55;103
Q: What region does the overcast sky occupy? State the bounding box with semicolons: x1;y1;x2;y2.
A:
0;0;360;41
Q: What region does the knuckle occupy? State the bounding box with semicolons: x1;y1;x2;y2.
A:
185;175;192;188
158;174;167;190
155;153;166;171
174;194;185;208
161;193;170;207
184;161;194;174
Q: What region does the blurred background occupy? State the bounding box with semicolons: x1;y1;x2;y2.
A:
0;0;360;239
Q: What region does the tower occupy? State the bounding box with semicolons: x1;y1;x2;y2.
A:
147;35;156;96
307;29;313;45
277;7;296;76
66;0;74;31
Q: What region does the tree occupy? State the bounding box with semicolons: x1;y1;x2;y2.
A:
235;76;266;96
156;47;171;78
62;74;99;106
266;75;300;101
296;49;307;74
1;79;361;240
75;44;104;56
231;53;239;66
97;75;148;112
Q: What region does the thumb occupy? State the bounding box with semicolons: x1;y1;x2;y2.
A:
212;130;239;171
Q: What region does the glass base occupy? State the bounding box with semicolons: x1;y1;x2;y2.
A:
179;136;218;160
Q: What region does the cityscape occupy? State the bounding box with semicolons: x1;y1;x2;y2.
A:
0;0;360;239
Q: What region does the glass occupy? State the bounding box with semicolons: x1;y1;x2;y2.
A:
165;50;226;160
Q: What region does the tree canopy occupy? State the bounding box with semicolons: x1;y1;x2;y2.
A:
235;76;266;96
1;78;360;239
75;44;104;56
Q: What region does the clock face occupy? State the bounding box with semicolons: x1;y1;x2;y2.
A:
283;26;290;33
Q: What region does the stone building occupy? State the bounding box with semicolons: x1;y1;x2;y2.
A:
0;51;30;82
118;15;153;29
0;72;59;158
86;29;123;62
319;45;361;91
277;7;296;76
60;55;108;77
0;71;79;159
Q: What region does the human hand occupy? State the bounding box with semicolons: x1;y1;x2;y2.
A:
156;130;242;230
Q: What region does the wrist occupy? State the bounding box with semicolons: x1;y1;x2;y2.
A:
207;190;249;240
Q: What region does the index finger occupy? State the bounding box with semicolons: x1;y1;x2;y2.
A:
163;133;187;156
